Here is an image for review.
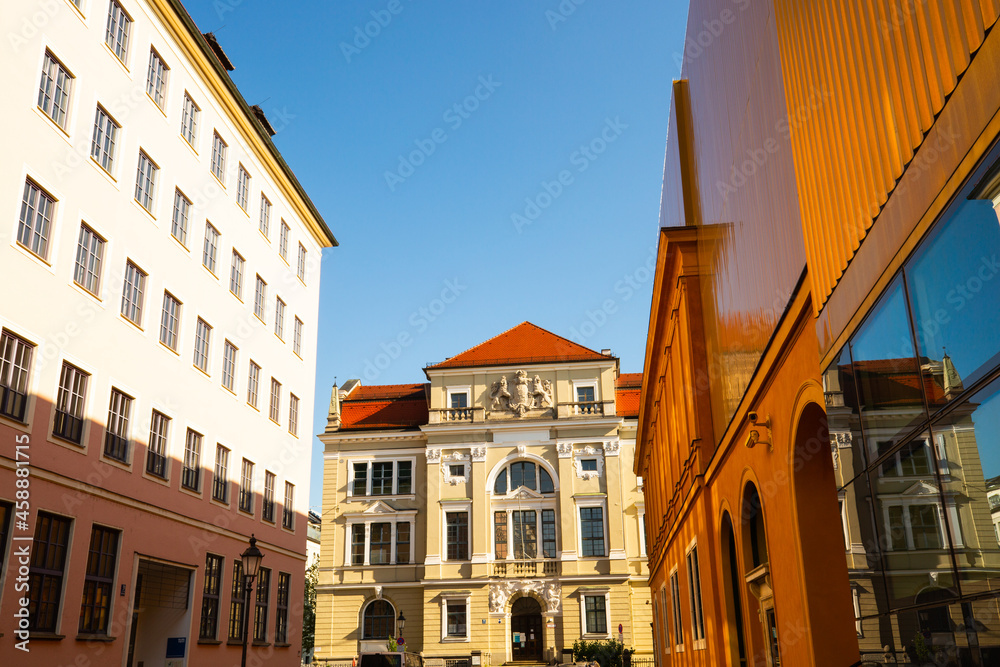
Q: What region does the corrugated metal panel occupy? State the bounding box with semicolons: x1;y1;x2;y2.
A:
773;0;1000;312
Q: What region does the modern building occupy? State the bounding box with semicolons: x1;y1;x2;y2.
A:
637;1;1000;665
0;1;336;665
315;323;652;665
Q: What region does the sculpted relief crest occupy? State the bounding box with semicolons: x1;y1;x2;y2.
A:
490;370;553;417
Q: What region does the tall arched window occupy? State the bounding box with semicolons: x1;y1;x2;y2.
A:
494;460;554;494
362;599;395;639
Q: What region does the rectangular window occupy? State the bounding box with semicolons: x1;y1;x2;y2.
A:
259;195;271;236
293;317;303;357
182;429;202;492
670;570;684;649
199;553;223;639
230;251;244;298
275;573;290;644
193;318;211;372
171;189;190;245
159;292;181;351
239;458;254;513
28;513;72;632
103;389;132;462
446;601;467;637
180;93;199;145
686;545;705;644
494;512;508;559
0;331;34;423
247;361;261;408
584;595;607;635
253;567;270;642
18;179;55;260
580;507;606;557
54;362;88;444
396;522;411;564
91;106;119;171
282;482;294;529
288;394;299;436
372;461;393;496
274;297;285;339
228;562;245;641
446;512;469;561
254;275;267;320
202;222;219;273
279;221;289;260
134;151;158;212
398;461;412;494
211;132;227;182
370;523;392;565
38;51;73;127
581;459;598;471
577;385;596;404
213;444;230;503
146;410;169;478
105;0;131;62
79;526;119;634
263;471;276;522
512;510;537;559
352;463;368;496
74;224;105;295
297;243;307;282
351;524;365;566
121;261;146;325
269;378;281;422
542;509;557;558
910;504;943;549
222;341;237;391
146;48;168;108
237;165;251;211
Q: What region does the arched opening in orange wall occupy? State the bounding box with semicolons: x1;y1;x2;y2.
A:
721;510;748;667
741;482;778;667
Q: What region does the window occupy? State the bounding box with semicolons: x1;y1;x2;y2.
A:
237;165;251;211
228;562;246;641
449;464;465;477
886;502;945;550
370;523;392;565
493;460;555;494
38;51;72;127
686;544;705;646
363;600;395;639
878;439;933;477
259;195;271;236
346;518;415;566
91;106;119;171
288;394;299;436
446;512;469;560
182;429;202;492
575;382;598;414
54;362;88;444
577;385;596;403
211;132;227;182
146;48;168;108
293;317;303;357
239;458;254;513
542;509;557;558
254;275;267;320
350;460;413;496
372;461;392;495
74;224;105;295
213;445;230;503
263;471;276;522
581;459;598;471
449;390;469;409
0;331;34;422
247;361;261;408
159;292;181;351
146;410;169;478
396;522;411;564
584;595;608;635
580;507;606;557
269;378;281;422
121;261;146;325
28;513;71;632
79;526;119;634
180;93;199;145
134;151;158;212
279;221;289;259
275;573;290;644
512;510;537;559
193;318;211;372
221;341;238;391
253;567;270;642
274;297;285;339
297;243;307;282
351;524;365;566
202;222;219;273
105;0;131;62
494;512;507;559
229;251;244;298
104;389;132;462
171;189;190;245
446;601;468;638
17;179;55;260
282;482;294;529
199;554;223;639
670;569;684;650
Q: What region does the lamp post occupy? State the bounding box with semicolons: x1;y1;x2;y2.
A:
397;611;406;649
240;534;264;667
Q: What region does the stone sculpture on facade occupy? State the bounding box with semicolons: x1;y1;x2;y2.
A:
489;580;562;614
532;375;553;408
490;371;553;417
490;376;512;410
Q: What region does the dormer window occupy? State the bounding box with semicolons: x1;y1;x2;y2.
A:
451;392;468;409
494;461;554;495
577;386;595;403
573;380;599;415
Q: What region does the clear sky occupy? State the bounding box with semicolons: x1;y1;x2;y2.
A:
181;0;689;512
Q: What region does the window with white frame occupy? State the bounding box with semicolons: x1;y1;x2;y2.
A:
288;394;298;436
172;189;190;245
182;429;202;492
279;221;289;260
202;222;219;273
493;507;557;560
686;542;705;648
577;501;607;557
180;93;199;145
146;48;168;108
74;224;105;295
882;495;958;551
213;444;229;503
282;482;294;529
441;594;470;640
211;132;227;182
38;51;73;128
222;341;237;392
274;297;285;339
493;460;555;495
345;515;416;566
91;106;119;172
229;251;244;298
362;600;396;639
259;194;271;236
239;458;254;514
350;460;414;497
269;378;281;423
53;362;88;444
263;471;276;522
105;0;131;62
445;509;469;561
574;380;598;414
18;179;55;261
159;291;181;351
573;447;605;480
669;568;684;651
254;275;267;321
876;438;934;477
237;164;250;211
193;318;212;373
580;591;610;636
293;317;303;357
247;361;260;408
104;388;132;463
134;151;158;212
146;410;169;478
447;386;470;410
297;243;307;282
121;261;146;325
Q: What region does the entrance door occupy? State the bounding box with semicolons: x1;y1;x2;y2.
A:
511;597;543;662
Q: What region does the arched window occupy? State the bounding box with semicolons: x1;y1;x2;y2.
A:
494;460;554;494
362;599;395;639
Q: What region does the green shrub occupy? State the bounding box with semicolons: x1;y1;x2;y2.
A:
572;639;634;667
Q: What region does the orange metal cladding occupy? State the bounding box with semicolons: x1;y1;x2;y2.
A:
772;0;1000;315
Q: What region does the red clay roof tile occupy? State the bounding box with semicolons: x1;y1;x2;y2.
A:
426;322;612;370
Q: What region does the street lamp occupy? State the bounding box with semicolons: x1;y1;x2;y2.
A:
397;611;406;648
240;534;264;667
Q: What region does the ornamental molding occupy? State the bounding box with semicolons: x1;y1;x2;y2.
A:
556;442;574;458
489;580;561;614
426;448;441;463
443;451;470;462
573;449;604;480
442;459;470;485
490;371;553;418
602;440;620;457
831;431;853;448
471;446;488;462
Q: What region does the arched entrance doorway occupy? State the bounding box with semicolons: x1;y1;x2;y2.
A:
720;511;748;667
511;597;543;662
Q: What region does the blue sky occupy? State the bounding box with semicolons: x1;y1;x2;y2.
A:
182;0;689;511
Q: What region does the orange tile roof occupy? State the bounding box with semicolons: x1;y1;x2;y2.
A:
615;372;642;418
616;373;643;388
340;383;429;431
426;322;613;370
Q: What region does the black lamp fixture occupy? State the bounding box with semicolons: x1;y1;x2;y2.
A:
240;534;265;667
397;611;406;633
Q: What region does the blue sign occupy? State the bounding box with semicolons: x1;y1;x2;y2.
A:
166;637;187;658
